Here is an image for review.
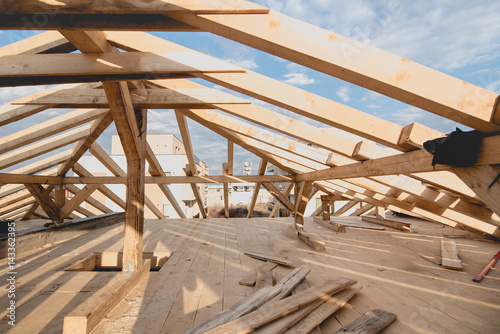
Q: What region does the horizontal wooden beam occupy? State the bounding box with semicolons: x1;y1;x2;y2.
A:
0;51;244;87
297;135;500;182
1;0;269;15
13;88;250;108
0;174;296;185
0;14;200;31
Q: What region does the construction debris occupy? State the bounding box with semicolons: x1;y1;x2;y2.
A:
441;239;464;270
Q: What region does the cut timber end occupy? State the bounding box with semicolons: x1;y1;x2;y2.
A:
297;230;326;252
313;217;346;233
244;252;295;268
362;215;411;232
441;239;464;271
333;308;397;334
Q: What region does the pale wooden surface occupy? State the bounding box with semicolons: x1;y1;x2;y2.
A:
0;217;499;333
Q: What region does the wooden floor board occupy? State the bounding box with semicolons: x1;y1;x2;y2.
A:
1;217;498;334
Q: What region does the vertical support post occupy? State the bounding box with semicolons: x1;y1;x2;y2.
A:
123;107;146;273
294;181;314;230
55;184;66;222
223;163;230;218
104;80;146;273
376;206;386;219
321;199;330;221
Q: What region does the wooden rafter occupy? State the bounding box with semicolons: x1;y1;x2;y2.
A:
169;10;500;133
0;125;92;170
0;108;108;155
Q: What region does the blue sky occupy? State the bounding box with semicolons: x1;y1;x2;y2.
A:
1;0;499;175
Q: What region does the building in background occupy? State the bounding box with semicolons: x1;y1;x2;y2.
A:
79;134;208;218
206;182;273;208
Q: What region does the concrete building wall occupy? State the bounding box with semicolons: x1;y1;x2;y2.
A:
79;134;207;219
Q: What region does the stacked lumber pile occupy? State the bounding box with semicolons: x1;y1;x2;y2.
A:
186;252;397;334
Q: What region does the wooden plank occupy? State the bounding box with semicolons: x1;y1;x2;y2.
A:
171;11;500;133
244;252;295;268
0;52;244;87
338;222;386;231
203;278;357;334
332;309;397;334
473;250;500;283
0;13;200;31
441;239;463;271
0;0;270;15
13;87;250;108
239;262;278;287
63;259;151;334
263;268;311;305
297;230;326;252
285;286;362;334
184;285;283;334
313;217;346;233
361;216;411;232
254;299;325;334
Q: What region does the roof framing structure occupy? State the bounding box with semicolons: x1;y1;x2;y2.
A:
1;0;500;273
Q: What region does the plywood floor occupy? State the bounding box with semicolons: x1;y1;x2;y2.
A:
1;216;499;333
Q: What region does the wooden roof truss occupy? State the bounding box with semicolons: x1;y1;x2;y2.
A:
1;1;500;271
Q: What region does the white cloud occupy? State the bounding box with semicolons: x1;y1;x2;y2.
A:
222;58;259;70
390;106;465;133
336;86;350;102
283;73;315;86
487;79;500;93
